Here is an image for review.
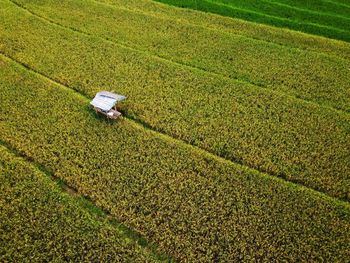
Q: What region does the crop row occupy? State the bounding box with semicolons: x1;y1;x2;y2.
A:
11;0;350;113
153;0;350;42
268;0;350;17
1;2;349;200
0;145;164;262
213;0;350;32
1;51;350;262
97;0;350;60
207;0;350;32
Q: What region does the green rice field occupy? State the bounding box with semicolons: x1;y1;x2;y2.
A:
154;0;350;41
1;0;349;261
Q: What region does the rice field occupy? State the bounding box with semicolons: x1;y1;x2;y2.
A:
154;0;350;41
1;0;349;261
0;145;168;262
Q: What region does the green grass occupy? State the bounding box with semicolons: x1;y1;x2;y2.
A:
153;0;350;41
0;145;167;262
1;0;350;200
1;53;349;262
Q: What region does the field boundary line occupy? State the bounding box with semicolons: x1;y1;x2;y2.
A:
263;0;350;21
0;139;173;262
203;0;350;33
1;51;348;206
323;0;350;8
7;0;350;116
92;0;350;58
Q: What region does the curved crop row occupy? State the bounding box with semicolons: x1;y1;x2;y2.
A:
267;0;350;18
96;0;350;59
0;3;349;199
1;54;350;262
11;0;350;113
210;0;350;32
0;146;164;262
153;0;350;42
269;0;350;18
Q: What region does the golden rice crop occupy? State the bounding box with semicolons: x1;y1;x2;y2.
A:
11;0;350;111
101;0;350;59
1;1;349;199
0;146;165;262
1;53;349;262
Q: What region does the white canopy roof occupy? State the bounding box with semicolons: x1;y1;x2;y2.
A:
90;91;126;111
